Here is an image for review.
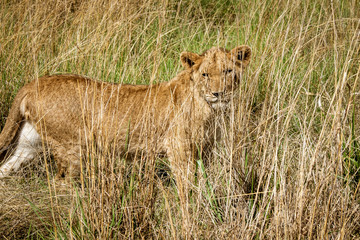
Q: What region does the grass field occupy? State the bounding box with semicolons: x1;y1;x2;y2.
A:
1;0;360;239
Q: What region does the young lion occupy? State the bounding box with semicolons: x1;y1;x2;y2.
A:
0;45;251;181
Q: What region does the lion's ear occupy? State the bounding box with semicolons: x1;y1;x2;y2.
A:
180;51;201;69
228;45;251;67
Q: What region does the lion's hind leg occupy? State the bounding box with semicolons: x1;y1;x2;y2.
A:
0;121;41;178
50;141;82;183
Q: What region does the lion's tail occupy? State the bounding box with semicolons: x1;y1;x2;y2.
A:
0;88;27;162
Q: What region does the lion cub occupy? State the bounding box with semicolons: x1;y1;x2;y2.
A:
0;45;251;180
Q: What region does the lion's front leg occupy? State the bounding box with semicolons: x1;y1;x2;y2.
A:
165;136;196;183
164;131;198;237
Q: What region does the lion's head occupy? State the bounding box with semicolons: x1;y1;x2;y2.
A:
180;45;251;110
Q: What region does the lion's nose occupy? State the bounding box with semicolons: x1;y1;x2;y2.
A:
212;92;223;98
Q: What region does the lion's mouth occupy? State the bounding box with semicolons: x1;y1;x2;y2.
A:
205;95;219;103
205;94;230;109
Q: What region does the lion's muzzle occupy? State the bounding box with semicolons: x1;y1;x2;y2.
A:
205;92;231;110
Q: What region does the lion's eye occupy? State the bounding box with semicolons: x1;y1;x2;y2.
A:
202;73;209;77
224;69;233;74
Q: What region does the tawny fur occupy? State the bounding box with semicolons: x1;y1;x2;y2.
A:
0;45;251;180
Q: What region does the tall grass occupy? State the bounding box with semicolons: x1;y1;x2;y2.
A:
1;0;360;238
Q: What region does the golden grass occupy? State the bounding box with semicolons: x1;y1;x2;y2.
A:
1;0;360;238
